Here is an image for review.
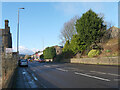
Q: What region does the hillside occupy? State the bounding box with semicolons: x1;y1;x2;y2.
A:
98;37;119;57
81;26;119;58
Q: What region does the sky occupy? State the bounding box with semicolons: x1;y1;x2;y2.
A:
0;1;119;55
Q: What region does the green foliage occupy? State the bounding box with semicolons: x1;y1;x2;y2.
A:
43;47;56;59
61;40;74;59
62;40;70;52
70;34;87;54
88;49;101;58
40;54;44;59
27;56;31;59
75;9;106;47
106;49;111;52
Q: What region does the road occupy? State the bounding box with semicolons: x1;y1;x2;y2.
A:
12;61;119;88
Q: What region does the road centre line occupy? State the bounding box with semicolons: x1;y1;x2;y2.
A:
74;72;110;82
44;65;51;67
56;68;68;72
66;67;84;71
90;71;120;76
90;71;106;74
52;65;59;67
114;79;120;81
107;73;120;77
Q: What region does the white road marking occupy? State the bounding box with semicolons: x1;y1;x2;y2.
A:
114;79;120;81
34;77;38;81
31;73;38;81
67;67;84;71
56;68;68;72
52;65;59;67
44;65;51;67
22;72;26;75
107;73;120;77
74;72;110;82
90;71;106;74
90;71;120;76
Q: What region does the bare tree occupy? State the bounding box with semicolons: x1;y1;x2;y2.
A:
98;13;114;29
24;55;30;59
59;16;79;46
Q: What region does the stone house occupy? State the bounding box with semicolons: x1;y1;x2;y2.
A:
0;20;17;88
0;20;12;50
54;45;63;55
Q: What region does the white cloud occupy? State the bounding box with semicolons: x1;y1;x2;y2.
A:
12;46;40;55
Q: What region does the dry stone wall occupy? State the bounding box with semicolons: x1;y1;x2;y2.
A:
63;56;119;65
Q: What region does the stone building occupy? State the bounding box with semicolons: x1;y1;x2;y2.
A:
0;20;12;50
54;45;63;55
0;20;17;89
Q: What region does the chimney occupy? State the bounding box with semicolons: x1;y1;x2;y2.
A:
5;20;9;28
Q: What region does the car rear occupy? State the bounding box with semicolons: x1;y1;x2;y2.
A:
20;59;28;67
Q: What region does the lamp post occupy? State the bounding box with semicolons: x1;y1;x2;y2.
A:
17;8;25;54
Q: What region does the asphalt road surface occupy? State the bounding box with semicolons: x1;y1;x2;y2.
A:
12;61;120;88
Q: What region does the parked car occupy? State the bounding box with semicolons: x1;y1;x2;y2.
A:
38;59;45;63
18;59;28;67
29;59;33;62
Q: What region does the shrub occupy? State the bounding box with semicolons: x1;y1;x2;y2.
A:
106;49;111;53
43;47;56;59
88;49;101;58
40;54;44;59
75;9;106;47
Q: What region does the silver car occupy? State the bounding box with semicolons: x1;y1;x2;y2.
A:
19;59;28;67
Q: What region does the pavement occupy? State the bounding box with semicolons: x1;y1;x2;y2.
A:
12;61;120;88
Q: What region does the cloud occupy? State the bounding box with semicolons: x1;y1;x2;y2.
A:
12;46;40;55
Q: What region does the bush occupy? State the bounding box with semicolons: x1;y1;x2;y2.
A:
88;49;101;58
70;34;87;54
40;54;44;59
106;49;111;53
43;47;56;59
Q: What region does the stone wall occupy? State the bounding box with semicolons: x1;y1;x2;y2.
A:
62;56;119;65
2;52;18;88
0;20;18;89
0;29;2;89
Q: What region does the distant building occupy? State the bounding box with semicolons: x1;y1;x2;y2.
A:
31;51;43;60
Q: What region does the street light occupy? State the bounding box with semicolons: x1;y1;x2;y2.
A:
17;8;25;54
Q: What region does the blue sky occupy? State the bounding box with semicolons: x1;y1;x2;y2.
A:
1;2;118;55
